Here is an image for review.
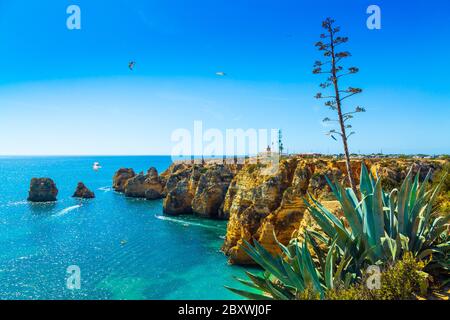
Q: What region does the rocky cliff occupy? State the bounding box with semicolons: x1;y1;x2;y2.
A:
221;158;444;264
124;167;165;199
163;163;236;219
112;168;136;192
112;157;445;265
112;163;237;219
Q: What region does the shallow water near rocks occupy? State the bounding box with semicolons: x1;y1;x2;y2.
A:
0;156;249;299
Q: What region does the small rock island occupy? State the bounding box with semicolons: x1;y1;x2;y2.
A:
72;182;95;199
27;178;58;202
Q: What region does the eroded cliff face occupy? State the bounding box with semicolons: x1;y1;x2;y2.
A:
163;163;236;219
221;158;444;264
112;158;444;265
192;166;234;219
124;167;164;199
112;168;136;192
112;162;238;219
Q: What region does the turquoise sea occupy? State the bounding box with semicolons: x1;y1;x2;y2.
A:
0;156;248;300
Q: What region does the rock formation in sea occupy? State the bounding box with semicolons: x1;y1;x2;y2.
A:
113;167;165;199
27;178;58;202
72;182;95;199
162;164;236;218
112;157;445;265
124;167;165;199
191;165;234;219
112;168;136;192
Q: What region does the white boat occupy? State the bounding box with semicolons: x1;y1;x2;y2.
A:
93;162;102;171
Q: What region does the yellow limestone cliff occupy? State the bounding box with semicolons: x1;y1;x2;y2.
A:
112;157;444;265
221;158;443;264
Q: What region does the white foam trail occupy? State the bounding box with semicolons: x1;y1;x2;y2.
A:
98;186;112;192
155;215;224;230
54;205;81;217
1;200;28;208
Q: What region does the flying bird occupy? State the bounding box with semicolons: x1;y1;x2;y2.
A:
215;71;226;76
128;61;136;71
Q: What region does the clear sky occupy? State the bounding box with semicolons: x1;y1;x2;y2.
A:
0;0;449;155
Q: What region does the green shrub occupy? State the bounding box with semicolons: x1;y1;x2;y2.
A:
432;162;450;214
326;253;428;300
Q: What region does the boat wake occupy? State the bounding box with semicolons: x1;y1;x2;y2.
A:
54;205;81;217
98;186;112;192
0;200;28;208
155;215;224;230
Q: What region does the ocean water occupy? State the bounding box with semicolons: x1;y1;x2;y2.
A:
0;156;249;300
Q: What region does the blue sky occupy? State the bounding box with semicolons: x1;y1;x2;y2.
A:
0;0;449;155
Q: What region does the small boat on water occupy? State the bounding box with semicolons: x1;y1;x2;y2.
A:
93;162;102;171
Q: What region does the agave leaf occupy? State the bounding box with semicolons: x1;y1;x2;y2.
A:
325;175;339;196
344;272;356;288
398;234;410;251
304;198;337;238
372;179;386;256
307;232;327;272
409;170;420;213
225;286;274;300
336;184;363;237
244;271;274;290
308;193;347;233
360;162;374;196
302;237;324;298
324;239;338;289
416;169;432;200
242;240;287;282
387;189;398;238
334;254;352;287
410;206;427;250
424;173;446;220
273;230;293;259
363;194;377;250
307;229;330;245
381;232;397;262
280;259;306;292
398;167;413;234
233;276;265;291
428;216;450;239
417;248;442;260
266;281;294;300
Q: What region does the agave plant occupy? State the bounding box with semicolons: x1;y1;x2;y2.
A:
306;163;449;270
226;234;351;300
227;162;449;300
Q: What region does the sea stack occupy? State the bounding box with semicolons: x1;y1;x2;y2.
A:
112;167;165;199
72;182;95;199
27;178;58;202
124;167;164;199
112;168;136;192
